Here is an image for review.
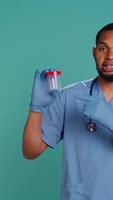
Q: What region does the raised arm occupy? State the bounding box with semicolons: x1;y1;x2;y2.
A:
22;69;57;159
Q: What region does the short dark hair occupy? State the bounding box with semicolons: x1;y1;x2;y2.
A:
96;23;113;45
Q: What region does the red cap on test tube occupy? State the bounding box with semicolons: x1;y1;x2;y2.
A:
46;69;62;77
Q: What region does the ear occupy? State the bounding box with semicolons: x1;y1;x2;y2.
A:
92;47;96;57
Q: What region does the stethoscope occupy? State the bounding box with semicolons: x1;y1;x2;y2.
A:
86;77;98;133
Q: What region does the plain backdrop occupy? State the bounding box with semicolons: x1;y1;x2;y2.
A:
0;0;113;199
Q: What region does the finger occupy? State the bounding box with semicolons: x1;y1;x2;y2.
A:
34;69;40;78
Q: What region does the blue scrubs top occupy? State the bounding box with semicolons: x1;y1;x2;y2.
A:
41;78;113;200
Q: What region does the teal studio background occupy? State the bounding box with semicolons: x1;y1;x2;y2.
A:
0;0;113;199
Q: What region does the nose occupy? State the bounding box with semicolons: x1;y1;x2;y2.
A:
106;49;113;60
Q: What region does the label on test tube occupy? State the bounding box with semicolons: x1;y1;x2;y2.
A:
45;69;62;91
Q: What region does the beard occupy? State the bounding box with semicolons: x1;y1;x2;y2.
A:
96;65;113;82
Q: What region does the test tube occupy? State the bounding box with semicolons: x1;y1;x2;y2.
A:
45;69;62;91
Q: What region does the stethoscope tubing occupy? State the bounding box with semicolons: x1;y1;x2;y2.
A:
86;77;98;132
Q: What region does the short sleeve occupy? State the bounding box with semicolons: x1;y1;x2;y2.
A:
41;91;66;148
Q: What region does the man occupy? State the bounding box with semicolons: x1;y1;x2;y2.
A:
23;23;113;200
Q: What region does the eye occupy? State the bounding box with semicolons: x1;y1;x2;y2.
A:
98;47;107;52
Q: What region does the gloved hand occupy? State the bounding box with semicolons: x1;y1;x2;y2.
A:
30;69;58;112
75;95;113;132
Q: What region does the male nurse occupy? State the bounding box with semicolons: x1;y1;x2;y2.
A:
23;23;113;200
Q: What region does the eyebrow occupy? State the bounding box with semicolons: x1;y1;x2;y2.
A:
97;41;108;46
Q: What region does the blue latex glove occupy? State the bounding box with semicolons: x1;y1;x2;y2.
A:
75;95;113;132
30;69;58;112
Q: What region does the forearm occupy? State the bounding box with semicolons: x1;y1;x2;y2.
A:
22;111;43;159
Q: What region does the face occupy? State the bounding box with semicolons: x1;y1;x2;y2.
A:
93;31;113;82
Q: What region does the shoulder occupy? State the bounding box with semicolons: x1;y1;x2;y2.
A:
60;77;95;97
51;77;96;106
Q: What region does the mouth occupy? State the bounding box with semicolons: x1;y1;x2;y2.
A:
102;63;113;73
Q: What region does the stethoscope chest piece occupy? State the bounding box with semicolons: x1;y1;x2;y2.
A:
86;121;97;133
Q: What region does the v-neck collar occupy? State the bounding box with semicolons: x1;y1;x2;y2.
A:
96;79;113;106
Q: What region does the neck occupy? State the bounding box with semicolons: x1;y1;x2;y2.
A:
98;76;113;102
